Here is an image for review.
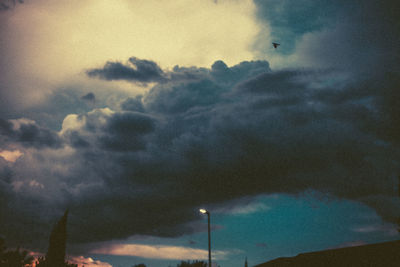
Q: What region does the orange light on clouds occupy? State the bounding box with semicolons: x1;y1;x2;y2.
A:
69;255;112;267
0;150;23;162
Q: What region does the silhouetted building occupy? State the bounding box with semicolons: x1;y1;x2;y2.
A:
244;257;248;267
46;210;69;267
255;240;400;267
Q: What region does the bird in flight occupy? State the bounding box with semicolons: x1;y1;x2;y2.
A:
272;42;280;49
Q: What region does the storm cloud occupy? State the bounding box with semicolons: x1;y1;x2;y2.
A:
2;54;400;250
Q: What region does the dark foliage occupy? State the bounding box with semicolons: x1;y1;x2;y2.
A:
35;256;77;267
176;260;207;267
0;238;34;267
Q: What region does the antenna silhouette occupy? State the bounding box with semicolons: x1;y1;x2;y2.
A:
398;175;400;233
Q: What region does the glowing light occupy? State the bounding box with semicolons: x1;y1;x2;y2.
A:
199;208;208;214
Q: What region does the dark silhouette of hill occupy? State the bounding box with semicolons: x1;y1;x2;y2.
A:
255;240;400;267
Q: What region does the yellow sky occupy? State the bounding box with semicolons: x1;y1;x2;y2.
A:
1;0;264;107
5;0;260;74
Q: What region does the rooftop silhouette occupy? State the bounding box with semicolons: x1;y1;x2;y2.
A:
256;240;400;267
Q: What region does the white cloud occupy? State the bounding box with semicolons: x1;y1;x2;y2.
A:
352;223;398;236
214;199;271;216
92;243;230;260
330;240;367;250
68;256;112;267
60;114;86;134
229;202;270;215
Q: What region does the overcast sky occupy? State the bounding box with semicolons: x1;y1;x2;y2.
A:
1;1;400;267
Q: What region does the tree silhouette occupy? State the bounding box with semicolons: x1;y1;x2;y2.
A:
132;264;147;267
35;210;78;267
35;256;78;267
0;238;5;263
0;238;34;267
46;210;69;267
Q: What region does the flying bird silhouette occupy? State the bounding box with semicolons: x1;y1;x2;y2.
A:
272;42;280;49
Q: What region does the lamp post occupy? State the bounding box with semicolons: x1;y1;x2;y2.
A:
200;209;211;267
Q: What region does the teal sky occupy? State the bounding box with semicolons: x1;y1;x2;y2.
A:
88;194;398;267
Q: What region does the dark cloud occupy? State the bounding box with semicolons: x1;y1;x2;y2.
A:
81;92;95;102
145;79;224;114
0;118;62;148
305;1;398;75
143;59;271;114
67;130;91;148
1;56;400;249
254;0;400;77
253;0;340;54
99;111;157;151
121;95;145;112
19;88;97;131
86;57;167;83
9;86;133;131
87;56;270;86
0;0;23;11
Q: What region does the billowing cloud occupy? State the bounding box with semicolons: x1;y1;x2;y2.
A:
1;55;399;251
121;96;145;113
253;0;400;73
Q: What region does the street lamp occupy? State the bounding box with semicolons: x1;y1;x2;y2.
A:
200;209;211;267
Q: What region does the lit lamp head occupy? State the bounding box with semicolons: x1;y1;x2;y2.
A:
199;208;209;214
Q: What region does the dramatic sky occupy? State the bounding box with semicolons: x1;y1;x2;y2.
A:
1;1;400;266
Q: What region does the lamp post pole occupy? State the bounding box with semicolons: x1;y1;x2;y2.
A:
200;209;211;267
